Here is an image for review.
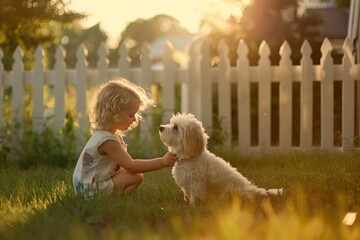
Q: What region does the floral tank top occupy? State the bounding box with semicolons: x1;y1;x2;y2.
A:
72;131;127;197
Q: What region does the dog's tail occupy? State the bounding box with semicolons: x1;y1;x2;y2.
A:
230;175;283;197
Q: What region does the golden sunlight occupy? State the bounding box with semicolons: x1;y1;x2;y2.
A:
69;0;253;46
343;212;357;226
198;0;253;34
68;0;207;46
200;0;252;21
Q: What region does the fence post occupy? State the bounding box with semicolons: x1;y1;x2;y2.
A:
162;41;176;122
237;40;251;152
218;40;231;147
140;42;152;137
279;41;293;151
186;39;201;118
11;46;24;141
320;38;334;150
181;39;197;114
300;40;314;150
75;44;89;144
33;45;45;134
117;43;130;79
54;45;66;132
342;42;355;150
258;41;272;151
97;42;108;85
199;40;212;132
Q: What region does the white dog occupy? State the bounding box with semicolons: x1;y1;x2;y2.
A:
159;113;283;206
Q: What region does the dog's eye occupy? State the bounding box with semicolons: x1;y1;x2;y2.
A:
173;125;178;131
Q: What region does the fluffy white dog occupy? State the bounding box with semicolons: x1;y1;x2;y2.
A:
159;113;283;206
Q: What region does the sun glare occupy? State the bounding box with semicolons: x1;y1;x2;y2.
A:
200;0;252;20
68;0;253;46
197;0;252;34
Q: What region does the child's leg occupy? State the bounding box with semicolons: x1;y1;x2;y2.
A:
111;168;144;194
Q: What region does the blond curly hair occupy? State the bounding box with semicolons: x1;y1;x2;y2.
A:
89;78;154;134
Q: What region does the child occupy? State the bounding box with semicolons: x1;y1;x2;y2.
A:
72;78;177;197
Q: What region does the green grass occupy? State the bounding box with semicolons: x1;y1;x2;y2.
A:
1;151;360;240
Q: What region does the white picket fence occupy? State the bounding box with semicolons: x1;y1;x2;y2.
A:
1;38;360;153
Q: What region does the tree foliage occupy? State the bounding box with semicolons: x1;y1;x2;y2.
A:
0;0;85;69
111;14;189;66
199;0;327;65
56;23;107;69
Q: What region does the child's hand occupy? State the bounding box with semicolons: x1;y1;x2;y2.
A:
161;152;177;167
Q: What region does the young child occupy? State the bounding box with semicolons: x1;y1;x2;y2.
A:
72;78;177;197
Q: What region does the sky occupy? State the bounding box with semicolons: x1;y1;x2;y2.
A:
67;0;207;47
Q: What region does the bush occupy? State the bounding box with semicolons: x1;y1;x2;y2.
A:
0;115;79;169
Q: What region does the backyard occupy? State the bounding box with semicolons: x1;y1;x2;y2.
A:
1;0;360;239
1;148;360;240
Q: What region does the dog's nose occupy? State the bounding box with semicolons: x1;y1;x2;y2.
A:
159;126;165;132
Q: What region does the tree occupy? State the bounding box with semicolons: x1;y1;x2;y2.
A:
0;0;85;70
109;14;189;67
58;23;107;69
199;0;322;65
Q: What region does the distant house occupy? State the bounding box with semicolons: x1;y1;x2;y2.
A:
299;0;349;48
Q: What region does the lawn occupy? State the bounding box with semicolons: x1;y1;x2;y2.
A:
1;150;360;240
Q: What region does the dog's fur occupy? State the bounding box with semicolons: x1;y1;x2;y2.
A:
159;113;283;206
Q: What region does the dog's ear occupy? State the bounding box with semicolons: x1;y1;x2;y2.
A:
183;122;207;158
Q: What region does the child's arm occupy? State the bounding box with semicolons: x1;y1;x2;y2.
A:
99;140;177;173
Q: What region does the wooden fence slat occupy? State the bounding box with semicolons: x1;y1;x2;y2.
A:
97;42;108;85
279;41;293;151
187;39;201;119
300;40;314;150
54;45;66;131
139;42;152;137
117;43;130;79
199;40;212;132
237;40;251;152
320;38;334;149
258;41;272;150
75;44;88;142
218;40;231;147
343;37;359;139
33;46;44;133
180;40;195;114
342;48;355;150
11;46;24;140
162;42;176;122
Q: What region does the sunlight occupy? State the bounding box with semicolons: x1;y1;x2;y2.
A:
200;0;252;21
343;212;357;226
68;0;206;47
198;0;253;34
68;0;253;46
